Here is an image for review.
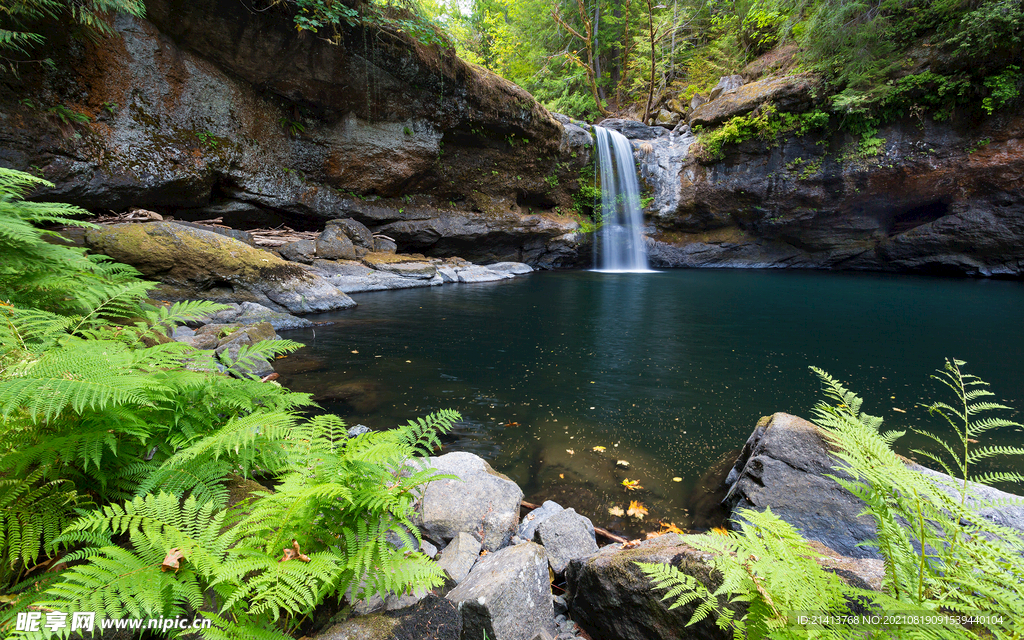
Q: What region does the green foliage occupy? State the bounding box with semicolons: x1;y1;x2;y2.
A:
284;0;451;48
981;65;1022;115
640;361;1024;638
0;0;145;71
196;130;219;149
0;168;462;637
278;117;306;137
695;105;830;160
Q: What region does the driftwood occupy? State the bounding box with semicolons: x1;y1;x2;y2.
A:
245;225;318;247
520;499;629;544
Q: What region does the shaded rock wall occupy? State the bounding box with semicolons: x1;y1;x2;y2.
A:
0;0;590;266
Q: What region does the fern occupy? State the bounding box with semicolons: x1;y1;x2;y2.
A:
641;362;1023;639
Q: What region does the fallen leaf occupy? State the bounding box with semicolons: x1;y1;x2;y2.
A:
616;460;630;468
622;539;641;549
608;505;625;517
592;446;606;453
622;478;642;491
711;526;729;535
161;548;184;572
627;500;648;519
351;350;358;354
671;477;682;482
658;521;686;535
566;449;575;455
559;473;564;479
280;540;310;563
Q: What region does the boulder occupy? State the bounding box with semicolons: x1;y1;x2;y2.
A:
328;218;376;250
722;413;879;559
214;322;279;350
86;222;355;314
371;262;438;280
565;534;731;640
315;594;462;640
316;225;360;260
217;342;274;378
534;508;599;575
456;265;510;283
486;262;533;276
279;239;317;264
722;413;1024;559
437;531;482;584
689;75;815;128
416;452;523;552
597;119;668;140
708;75;745;101
654;109;681;128
201;302;315;330
310;260;445;293
689;94;707;111
519;500;565;541
446;542;555;640
373;236;398;254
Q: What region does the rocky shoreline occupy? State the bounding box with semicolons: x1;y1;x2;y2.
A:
288;413;1023;640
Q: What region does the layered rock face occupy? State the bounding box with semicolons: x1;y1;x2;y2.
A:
0;0;588;267
627;79;1024;277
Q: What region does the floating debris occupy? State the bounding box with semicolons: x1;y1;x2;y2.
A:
616;460;630;468
608;505;625;517
622;478;642;491
592;446;606;453
566;449;575;455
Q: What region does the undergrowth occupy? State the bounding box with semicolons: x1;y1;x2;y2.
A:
0;168;461;638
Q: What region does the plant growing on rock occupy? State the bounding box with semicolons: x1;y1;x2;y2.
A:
638;361;1023;638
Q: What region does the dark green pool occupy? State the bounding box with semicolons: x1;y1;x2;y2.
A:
276;269;1024;536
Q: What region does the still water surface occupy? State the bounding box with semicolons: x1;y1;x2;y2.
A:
278;270;1024;536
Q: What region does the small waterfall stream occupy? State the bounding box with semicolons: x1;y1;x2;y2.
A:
593;125;652;272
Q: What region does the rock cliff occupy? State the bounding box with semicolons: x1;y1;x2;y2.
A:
0;0;589;267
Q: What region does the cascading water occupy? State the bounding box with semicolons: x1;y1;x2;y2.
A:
593;126;651;272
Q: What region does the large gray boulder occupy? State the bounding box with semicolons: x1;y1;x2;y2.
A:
534;508;599;575
327;218;376;250
316;225;360;260
565;534;731;640
86;222;356;314
416;452;524;552
486;262;533;276
722;413;1024;559
446;542;555;640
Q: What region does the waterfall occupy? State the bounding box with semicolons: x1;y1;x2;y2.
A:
593;126;651;272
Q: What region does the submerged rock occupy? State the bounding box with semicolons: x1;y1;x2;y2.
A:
86;222;355;314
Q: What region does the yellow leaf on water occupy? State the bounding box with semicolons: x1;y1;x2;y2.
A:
672;477;682;482
616;460;630;468
627;500;648;519
622;478;642;491
608;506;625;517
566;449;575;455
592;446;606;452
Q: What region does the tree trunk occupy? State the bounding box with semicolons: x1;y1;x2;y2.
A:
593;2;606;103
644;0;656;122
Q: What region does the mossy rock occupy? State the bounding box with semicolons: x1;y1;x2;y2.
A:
86;222;355;314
